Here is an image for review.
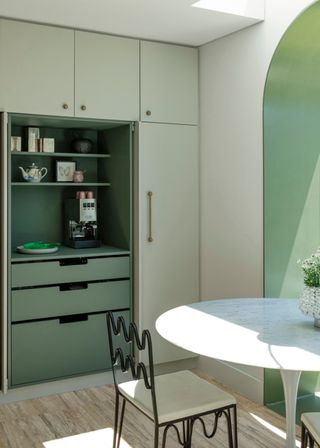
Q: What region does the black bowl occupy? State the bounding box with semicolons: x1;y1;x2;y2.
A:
72;138;93;154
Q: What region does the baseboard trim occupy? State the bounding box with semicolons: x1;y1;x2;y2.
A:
197;356;264;404
154;357;198;376
0;358;199;404
0;371;114;404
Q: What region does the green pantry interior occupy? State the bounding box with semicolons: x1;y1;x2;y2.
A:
6;113;132;387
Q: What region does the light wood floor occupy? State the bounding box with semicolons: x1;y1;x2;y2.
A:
0;371;301;448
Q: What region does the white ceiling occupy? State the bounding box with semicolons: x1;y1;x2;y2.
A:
0;0;264;47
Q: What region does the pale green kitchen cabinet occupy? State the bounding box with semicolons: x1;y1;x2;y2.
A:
137;122;199;364
0;20;140;121
75;31;139;120
140;41;198;125
0;20;74;117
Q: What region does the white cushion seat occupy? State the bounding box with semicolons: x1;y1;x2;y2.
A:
119;369;236;424
301;412;320;446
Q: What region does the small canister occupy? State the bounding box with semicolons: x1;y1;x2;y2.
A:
86;191;94;199
76;191;86;199
73;170;84;183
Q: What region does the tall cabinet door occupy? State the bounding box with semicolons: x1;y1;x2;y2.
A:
75;31;139;120
138;123;199;364
0;20;74;116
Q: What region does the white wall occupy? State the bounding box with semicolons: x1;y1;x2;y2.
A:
198;0;315;402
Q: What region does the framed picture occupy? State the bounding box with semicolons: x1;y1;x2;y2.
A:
56;161;76;182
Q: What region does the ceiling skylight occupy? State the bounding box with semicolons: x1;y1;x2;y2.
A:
192;0;264;19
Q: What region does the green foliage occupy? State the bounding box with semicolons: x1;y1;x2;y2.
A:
298;249;320;287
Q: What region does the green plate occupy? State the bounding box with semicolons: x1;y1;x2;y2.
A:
17;241;60;255
23;241;59;250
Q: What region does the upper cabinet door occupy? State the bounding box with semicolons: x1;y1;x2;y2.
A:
0;20;74;116
140;41;198;125
75;32;139;121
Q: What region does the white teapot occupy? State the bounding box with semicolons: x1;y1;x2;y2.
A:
19;163;48;182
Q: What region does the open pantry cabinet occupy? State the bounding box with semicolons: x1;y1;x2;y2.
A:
1;112;133;390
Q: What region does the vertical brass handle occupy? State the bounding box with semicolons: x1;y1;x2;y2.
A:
147;191;153;242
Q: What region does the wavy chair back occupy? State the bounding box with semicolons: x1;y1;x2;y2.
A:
106;312;159;422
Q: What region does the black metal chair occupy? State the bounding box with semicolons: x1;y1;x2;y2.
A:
106;312;238;448
301;413;320;448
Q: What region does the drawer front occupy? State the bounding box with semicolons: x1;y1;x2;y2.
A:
12;280;130;321
11;256;130;287
11;310;130;386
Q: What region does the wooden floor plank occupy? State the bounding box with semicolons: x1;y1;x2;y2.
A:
0;371;300;447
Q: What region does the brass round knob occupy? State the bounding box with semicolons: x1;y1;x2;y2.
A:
62;103;69;110
81;105;87;111
146;110;152;116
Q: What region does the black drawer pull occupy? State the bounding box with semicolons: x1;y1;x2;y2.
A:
59;314;88;324
59;282;88;292
59;258;88;267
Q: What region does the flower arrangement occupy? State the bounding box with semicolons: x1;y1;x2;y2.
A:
298;248;320;326
298;248;320;287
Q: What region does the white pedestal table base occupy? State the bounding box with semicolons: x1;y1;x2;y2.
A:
280;369;301;448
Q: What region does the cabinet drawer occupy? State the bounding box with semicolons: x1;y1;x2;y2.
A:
11;256;130;287
12;280;130;321
11;310;130;386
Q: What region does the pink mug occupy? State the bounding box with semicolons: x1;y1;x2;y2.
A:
73;170;84;183
76;191;86;199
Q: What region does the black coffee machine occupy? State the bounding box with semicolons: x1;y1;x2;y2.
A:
64;198;101;248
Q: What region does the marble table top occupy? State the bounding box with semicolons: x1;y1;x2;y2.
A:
156;298;320;371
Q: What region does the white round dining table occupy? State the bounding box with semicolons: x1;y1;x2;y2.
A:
156;298;320;448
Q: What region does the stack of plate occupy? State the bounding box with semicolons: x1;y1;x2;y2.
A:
17;241;60;254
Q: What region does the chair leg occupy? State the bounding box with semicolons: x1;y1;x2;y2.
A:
301;423;307;448
154;424;159;448
221;407;237;448
309;434;315;448
116;398;126;448
182;420;188;447
232;406;238;448
113;393;120;448
186;419;194;448
224;408;234;448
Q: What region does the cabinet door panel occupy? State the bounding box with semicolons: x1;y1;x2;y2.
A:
139;123;199;364
140;41;198;125
0;20;74;116
75;31;139;120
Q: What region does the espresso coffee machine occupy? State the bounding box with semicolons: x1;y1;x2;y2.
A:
64;198;101;248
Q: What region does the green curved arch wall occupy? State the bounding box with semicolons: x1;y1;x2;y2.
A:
264;1;320;416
